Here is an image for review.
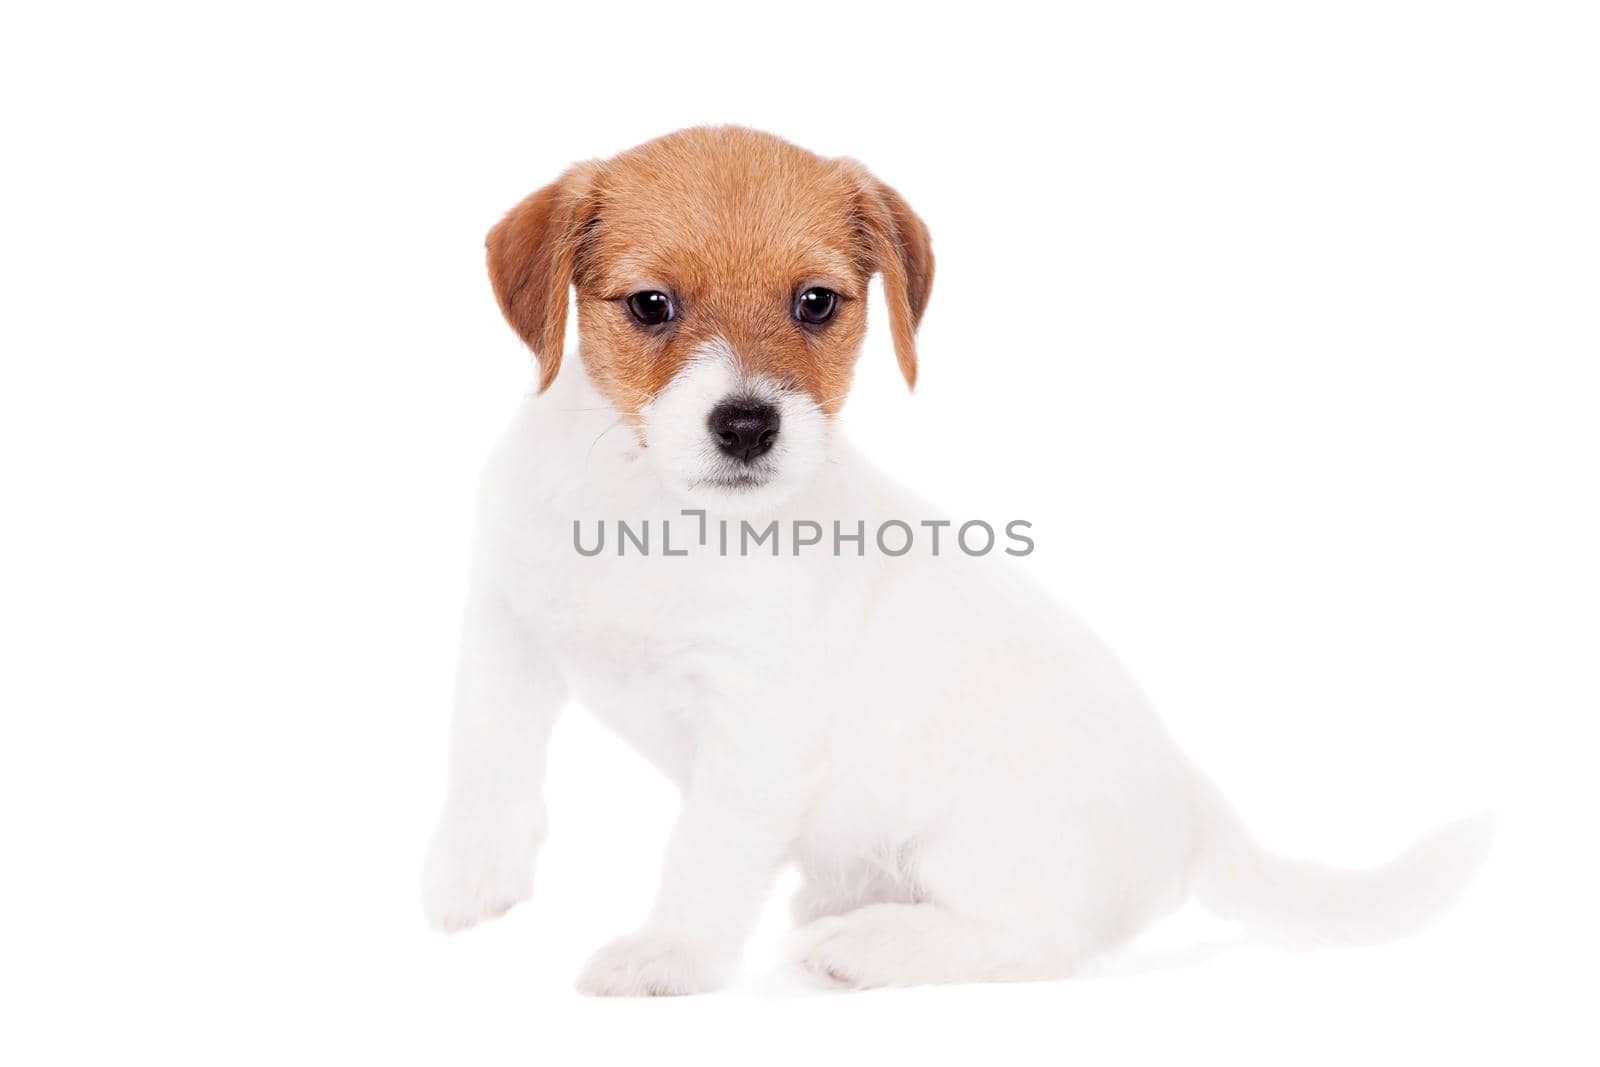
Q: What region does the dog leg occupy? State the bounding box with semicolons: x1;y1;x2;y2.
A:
792;806;1173;988
793;902;1066;988
577;743;814;996
421;592;565;932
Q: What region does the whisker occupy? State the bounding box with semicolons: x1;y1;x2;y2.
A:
584;418;627;468
556;405;642;415
811;393;854;410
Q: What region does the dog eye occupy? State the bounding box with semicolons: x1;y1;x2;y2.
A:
794;287;838;326
626;290;675;327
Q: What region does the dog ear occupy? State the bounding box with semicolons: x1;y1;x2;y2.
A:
848;166;934;390
486;162;601;392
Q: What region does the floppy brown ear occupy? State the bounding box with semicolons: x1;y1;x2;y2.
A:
485;162;600;392
850;168;934;389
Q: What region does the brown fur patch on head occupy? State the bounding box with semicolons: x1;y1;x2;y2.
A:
487;126;933;418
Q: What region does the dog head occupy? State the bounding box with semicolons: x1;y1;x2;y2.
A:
486;126;933;509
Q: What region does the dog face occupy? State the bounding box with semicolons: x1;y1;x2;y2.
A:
486;126;933;509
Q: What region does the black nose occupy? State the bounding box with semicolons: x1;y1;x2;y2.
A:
707;399;780;461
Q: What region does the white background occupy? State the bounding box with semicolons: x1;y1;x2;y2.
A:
3;1;1596;1062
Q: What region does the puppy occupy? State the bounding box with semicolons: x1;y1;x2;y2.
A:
422;126;1489;994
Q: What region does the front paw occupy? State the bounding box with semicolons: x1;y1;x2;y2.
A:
420;802;542;932
575;930;725;996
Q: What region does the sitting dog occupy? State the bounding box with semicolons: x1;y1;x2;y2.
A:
422;126;1489;994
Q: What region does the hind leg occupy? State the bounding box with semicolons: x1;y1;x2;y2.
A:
795;901;1068;987
790;844;1075;987
793;809;1183;988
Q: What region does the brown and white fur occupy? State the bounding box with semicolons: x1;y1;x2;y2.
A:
422;126;1490;994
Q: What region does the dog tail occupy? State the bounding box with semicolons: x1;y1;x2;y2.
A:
1188;775;1493;945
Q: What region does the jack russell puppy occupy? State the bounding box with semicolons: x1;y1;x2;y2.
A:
422;126;1489;994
